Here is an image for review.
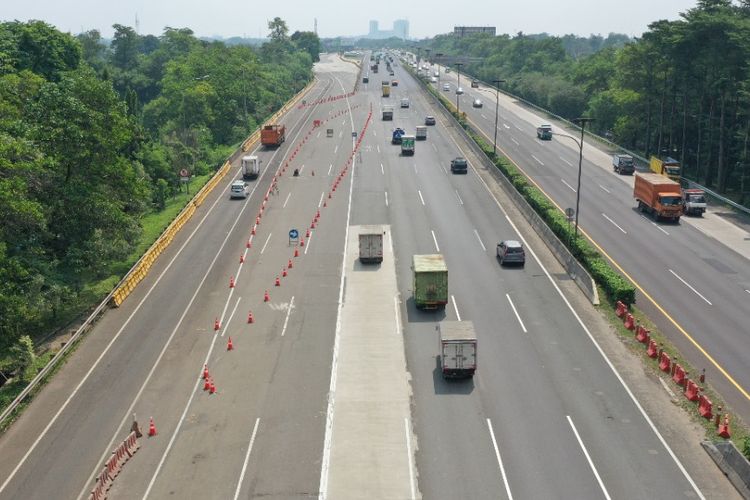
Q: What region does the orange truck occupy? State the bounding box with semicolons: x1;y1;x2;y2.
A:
261;124;286;147
634;173;683;221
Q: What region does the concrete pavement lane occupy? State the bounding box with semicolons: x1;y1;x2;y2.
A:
428;61;750;420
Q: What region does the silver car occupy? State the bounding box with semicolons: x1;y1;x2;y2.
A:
230;180;248;199
497;240;525;266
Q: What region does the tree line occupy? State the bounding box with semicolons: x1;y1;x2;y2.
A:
0;17;318;377
418;0;750;204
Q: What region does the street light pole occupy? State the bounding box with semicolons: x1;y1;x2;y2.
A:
455;62;463;120
573;117;594;239
492;79;506;156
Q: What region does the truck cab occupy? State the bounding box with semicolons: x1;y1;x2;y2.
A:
682;189;707;216
400;135;415;156
392;127;405;144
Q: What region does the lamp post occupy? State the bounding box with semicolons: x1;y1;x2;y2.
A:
552;117;593;239
436;52;443;89
492;79;506;156
455;62;463;120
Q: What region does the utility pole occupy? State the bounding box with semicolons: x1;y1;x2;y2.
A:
573;117;594;239
455;62;463;121
492;79;506;156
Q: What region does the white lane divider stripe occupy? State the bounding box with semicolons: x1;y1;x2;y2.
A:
385;191;389;207
455;190;464;205
221;297;242;338
561;179;577;192
531;155;544;166
318;191;325;208
506;294;527;333
567;416;611;500
283;192;291;208
431;230;440;252
451;295;461;321
232;418;260;500
280;296;295;337
418;190;425;206
560;156;573;167
260;233;272;254
486;419;514;500
668;269;712;305
602;213;627;234
474;229;486;251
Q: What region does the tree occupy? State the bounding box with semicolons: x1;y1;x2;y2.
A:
291;31;321;62
268;17;289;42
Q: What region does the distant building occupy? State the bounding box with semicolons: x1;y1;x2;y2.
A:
453;26;496;37
365;19;410;40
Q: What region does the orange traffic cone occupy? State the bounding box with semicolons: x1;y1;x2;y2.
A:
275;276;281;287
209;379;216;394
247;311;254;324
300;238;305;247
203;364;209;380
214;318;220;331
246;239;252;249
240;254;245;263
264;290;270;302
229;276;235;288
251;226;256;236
227;337;234;351
294;248;299;257
312;170;315;176
204;377;211;391
306;228;311;238
148;417;157;437
282;268;287;277
316;210;320;219
311;221;316;229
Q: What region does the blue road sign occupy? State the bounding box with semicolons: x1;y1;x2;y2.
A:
289;229;299;239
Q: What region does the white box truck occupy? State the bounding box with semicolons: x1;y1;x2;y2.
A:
358;225;385;263
241;155;260;180
415;126;427;141
439;321;477;378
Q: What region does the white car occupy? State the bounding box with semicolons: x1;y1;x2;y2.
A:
443;83;450;91
230;180;248;199
430;76;437;83
456;87;464;95
401;98;410;108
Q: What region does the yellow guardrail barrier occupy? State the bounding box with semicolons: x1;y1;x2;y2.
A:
111;78;317;307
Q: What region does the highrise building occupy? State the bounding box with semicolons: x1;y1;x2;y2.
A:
369;20;379;36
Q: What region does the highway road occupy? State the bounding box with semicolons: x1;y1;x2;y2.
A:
0;52;737;500
421;58;750;422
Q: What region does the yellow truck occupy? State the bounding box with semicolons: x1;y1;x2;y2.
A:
649;156;681;181
382;82;390;97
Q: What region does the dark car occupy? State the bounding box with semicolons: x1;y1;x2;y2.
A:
450;157;468;174
425;116;436;126
471;80;479;88
497;240;525;266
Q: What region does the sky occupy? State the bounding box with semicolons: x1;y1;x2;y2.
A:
3;0;700;40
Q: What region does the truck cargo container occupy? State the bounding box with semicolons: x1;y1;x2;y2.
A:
400;135;415;155
241;155;260;180
413;254;448;309
634;173;683;221
439;321;477;379
382;83;390;97
415;126;427;140
612;154;635;175
382;105;394;121
358;226;385;263
261;124;286;147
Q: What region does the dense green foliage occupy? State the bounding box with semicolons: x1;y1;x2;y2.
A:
0;19;316;374
418;1;750;203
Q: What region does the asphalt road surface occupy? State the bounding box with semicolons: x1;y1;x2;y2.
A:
422;59;750;423
0;53;733;500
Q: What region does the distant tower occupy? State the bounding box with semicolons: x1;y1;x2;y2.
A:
314;18;318;35
135;13;140;34
369;20;378;37
393;19;409;40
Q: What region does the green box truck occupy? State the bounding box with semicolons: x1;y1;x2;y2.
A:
413;254;448;310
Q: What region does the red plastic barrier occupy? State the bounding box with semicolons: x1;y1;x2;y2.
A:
646;339;658;358
623;313;635;330
615;300;627;318
718;415;731;439
698;394;713;419
635;324;649;343
684;379;700;401
659;352;671;373
672;363;686;387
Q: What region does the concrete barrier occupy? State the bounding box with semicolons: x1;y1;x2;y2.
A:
701;440;750;498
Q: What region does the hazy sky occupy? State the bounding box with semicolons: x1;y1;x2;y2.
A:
3;0;699;39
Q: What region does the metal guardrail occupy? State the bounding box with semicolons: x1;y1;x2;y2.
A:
0;78;318;429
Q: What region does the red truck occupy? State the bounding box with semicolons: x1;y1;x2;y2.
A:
634;173;683;222
261;124;286;147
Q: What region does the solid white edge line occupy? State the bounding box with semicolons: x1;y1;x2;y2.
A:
668;269;712;305
455;190;464;205
404;418;416;500
451;295;461;321
260;232;272;254
473;229;487;251
280;296;295;337
282;192;291;208
385;191;389;207
319;75;357;500
431;230;440;252
304;232;313;255
443;116;706;500
418;189;425;205
318;191;325;208
394;295;401;335
486;419;514;500
566;416;612;500
506;294;527;333
232;417;260;500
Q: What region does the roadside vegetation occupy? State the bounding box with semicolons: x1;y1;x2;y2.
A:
419;0;750;206
0;18;318;400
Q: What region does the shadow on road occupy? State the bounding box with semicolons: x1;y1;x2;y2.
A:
432;356;474;395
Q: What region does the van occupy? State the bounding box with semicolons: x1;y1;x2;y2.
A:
230;180;248;199
496;240;525;266
401;98;410;108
